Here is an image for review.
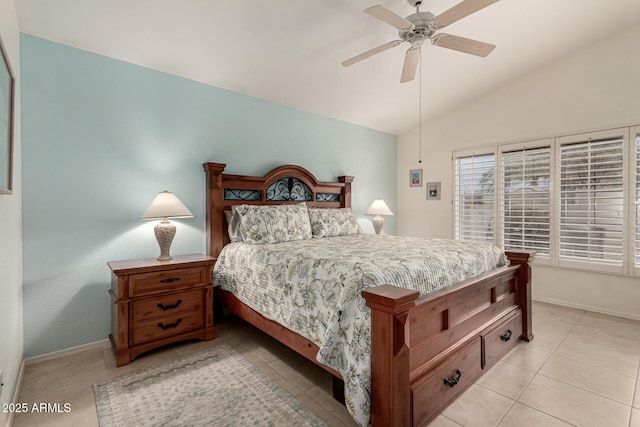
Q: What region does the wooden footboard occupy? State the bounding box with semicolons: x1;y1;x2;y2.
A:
362;251;534;427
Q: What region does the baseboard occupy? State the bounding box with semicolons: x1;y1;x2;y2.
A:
3;359;25;427
24;339;111;366
533;297;640;322
3;340;110;427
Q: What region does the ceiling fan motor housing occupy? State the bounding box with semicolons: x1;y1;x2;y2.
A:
400;12;436;47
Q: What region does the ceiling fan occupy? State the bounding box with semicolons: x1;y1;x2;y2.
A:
342;0;499;83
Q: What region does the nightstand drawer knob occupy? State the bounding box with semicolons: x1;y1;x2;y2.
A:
157;318;182;330
157;299;182;311
159;277;180;284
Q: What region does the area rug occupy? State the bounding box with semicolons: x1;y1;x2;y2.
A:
93;344;327;426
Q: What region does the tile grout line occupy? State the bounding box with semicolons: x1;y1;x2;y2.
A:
498;343;552;374
545;309;637;417
440;414;463;426
533;308;637;427
630;355;640;427
545;310;640;383
492;399;516;427
493;307;579;426
548;350;639;381
534;370;635;409
511;400;581;427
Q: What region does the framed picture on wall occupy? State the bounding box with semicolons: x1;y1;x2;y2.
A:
0;33;14;195
410;169;423;187
427;182;441;200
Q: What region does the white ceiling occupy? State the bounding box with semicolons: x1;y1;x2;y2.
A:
15;0;640;135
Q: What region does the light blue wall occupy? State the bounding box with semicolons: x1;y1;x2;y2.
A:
20;35;397;357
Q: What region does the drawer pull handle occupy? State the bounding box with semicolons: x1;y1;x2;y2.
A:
159;277;180;284
157;300;182;311
500;330;513;342
157;318;182;330
444;369;462;388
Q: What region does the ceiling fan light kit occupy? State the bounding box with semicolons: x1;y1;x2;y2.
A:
343;0;499;83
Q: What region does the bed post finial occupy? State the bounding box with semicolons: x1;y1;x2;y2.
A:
203;162;227;258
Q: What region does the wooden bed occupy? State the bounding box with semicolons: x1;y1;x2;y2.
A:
203;162;534;427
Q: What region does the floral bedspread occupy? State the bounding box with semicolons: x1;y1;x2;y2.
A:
213;234;506;426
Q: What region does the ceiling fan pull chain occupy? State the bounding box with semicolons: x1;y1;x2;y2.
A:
418;48;423;164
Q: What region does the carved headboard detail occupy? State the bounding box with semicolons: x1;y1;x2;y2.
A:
203;162;354;258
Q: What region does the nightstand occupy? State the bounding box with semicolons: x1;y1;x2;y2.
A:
107;254;216;366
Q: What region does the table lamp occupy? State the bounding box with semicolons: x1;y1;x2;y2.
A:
365;198;394;234
141;191;194;260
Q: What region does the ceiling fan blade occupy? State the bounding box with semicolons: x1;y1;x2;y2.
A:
433;0;499;28
341;40;402;67
365;5;414;30
432;34;495;57
400;47;420;83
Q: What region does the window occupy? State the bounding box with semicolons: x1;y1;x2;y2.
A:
452;126;640;276
454;153;495;243
558;136;624;270
501;147;551;256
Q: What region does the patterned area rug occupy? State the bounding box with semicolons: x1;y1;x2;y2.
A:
93;344;327;426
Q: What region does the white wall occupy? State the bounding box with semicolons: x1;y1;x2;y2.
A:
0;0;23;424
397;22;640;320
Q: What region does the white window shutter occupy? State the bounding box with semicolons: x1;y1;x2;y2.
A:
501;147;551;256
559;138;624;268
454;154;495;243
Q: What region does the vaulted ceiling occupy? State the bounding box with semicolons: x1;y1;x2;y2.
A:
15;0;640;135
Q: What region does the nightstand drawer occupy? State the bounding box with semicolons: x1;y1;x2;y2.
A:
129;267;207;297
132;289;203;322
132;310;204;345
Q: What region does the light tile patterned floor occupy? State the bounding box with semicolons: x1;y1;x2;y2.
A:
11;302;640;427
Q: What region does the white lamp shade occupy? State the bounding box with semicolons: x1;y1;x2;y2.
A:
365;198;394;216
140;191;194;220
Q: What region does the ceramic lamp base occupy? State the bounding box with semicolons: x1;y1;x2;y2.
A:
372;215;384;235
154;219;176;261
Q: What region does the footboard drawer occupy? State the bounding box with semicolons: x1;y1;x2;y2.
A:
411;337;482;426
481;309;522;369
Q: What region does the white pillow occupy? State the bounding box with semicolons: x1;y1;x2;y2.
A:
225;209;243;242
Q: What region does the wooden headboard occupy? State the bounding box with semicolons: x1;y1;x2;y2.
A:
203;162;354;258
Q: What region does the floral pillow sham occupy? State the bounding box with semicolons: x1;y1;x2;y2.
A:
308;207;361;238
234;203;312;244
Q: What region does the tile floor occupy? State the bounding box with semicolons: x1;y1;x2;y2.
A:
10;301;640;427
